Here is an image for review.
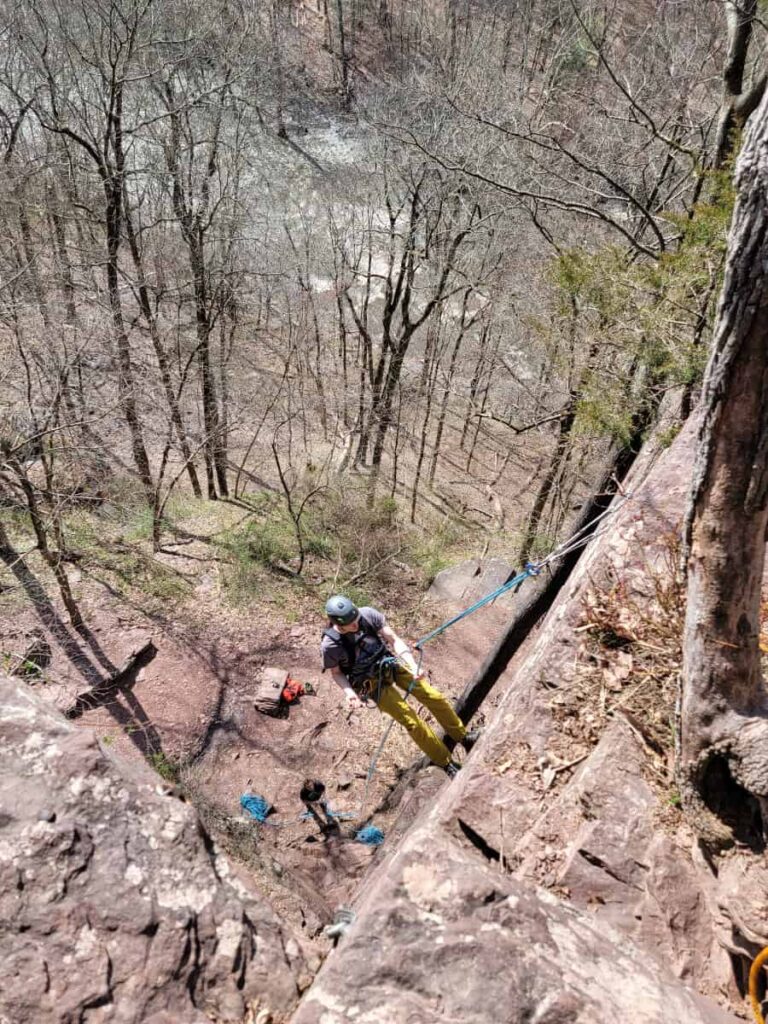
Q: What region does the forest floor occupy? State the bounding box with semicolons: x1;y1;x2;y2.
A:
1;490;520;944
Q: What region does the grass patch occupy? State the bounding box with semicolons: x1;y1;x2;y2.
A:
0;506;35;545
65;511;106;555
410;520;465;584
121;505;155;542
100;548;191;605
148;751;181;784
62;509;191;607
213;476;486;621
52;470;509;625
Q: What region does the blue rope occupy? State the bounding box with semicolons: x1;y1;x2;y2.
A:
414;562;542;649
355;825;384;846
299;806;356;821
240;794;273;823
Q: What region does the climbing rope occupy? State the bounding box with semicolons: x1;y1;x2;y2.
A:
750;946;768;1024
414;496;630;651
353;655;417;821
353;495;631;819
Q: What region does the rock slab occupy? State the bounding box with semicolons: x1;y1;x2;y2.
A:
0;675;305;1024
291;824;738;1024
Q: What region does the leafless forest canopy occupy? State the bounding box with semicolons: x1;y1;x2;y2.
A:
0;0;761;605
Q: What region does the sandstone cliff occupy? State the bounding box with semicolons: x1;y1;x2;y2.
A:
290;423;747;1023
0;677;308;1024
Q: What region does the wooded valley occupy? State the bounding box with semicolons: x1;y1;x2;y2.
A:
4;3;768;1023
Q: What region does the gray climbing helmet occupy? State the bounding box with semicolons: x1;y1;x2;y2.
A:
325;594;359;625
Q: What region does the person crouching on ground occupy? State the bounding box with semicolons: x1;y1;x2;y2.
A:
320;594;479;778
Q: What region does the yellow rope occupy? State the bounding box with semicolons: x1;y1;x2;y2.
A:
749;946;768;1024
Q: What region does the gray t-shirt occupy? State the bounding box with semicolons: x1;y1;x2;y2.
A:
320;606;386;672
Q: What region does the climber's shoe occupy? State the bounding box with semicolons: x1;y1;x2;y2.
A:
462;727;482;752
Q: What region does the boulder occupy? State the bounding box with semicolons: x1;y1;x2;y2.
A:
428;557;515;606
510;719;730;986
291;823;738;1024
0;675;306;1024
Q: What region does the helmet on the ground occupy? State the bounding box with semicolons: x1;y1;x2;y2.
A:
325;594;359;625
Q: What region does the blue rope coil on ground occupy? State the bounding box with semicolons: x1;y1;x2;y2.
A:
240;794;272;823
355;825;385;846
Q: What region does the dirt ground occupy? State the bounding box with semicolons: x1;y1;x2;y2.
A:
3;526;516;945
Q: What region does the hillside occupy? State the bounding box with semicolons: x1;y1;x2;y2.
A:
3;0;768;1021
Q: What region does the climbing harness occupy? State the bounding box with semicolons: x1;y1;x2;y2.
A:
750;946;768;1024
323;613;392;693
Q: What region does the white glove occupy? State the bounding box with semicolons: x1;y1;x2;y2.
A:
398;649;419;676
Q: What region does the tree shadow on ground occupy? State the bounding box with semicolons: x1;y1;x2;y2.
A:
66;644;164;757
0;529;166;759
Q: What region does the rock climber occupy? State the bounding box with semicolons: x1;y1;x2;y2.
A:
320;595;479;778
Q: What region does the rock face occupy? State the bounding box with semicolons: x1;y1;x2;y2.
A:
428;557;515;605
290;422;742;1023
0;676;306;1024
291;822;737;1024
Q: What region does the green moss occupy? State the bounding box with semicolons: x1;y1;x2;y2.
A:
657;423;682;450
148;751;181;784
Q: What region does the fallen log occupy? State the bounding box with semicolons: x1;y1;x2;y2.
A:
65;638;156;718
108;638;157;686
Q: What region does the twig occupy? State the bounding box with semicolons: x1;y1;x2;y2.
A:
341;548;403;588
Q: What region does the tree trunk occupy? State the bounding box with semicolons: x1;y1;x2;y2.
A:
713;0;766;170
428;322;464;487
122;193;202;499
3;450;83;629
411;337;440;521
370;342;408;486
191;246;224;500
13;179;50;327
681;88;768;848
104;179;155;514
333;0;352;111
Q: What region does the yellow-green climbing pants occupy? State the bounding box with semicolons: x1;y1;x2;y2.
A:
366;664;466;768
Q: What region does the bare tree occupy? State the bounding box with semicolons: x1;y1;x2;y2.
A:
341;157;496;496
158;69;234;500
16;0;159;535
